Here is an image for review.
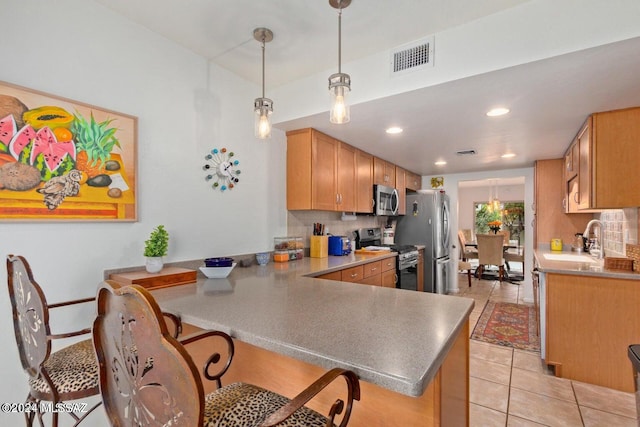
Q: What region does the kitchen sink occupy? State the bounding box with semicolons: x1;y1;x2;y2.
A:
543;253;596;263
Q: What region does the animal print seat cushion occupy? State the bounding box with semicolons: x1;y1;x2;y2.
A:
28;339;99;396
204;382;335;427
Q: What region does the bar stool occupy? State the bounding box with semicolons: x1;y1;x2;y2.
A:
6;254;102;427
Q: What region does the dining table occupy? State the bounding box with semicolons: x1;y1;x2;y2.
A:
464;240;524;282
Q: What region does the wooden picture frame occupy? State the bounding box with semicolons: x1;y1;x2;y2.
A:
0;81;137;221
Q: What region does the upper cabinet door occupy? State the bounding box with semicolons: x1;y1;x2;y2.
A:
374;157;395;186
311;131;339;211
356;150;374;213
406;171;421;191
286;128;338;211
576;119;591;210
591;107;640;208
337;142;357;212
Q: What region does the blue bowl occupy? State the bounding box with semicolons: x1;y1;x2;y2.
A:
204;257;234;267
256;252;270;265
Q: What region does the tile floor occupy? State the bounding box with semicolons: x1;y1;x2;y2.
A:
453;272;638;426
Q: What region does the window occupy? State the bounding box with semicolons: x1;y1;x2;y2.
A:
474;201;525;246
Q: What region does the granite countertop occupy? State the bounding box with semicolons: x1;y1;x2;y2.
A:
534;247;640;280
150;252;474;397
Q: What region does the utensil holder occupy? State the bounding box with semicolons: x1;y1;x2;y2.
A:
310;236;328;258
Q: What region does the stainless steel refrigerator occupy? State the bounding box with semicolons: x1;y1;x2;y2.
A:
395;190;451;293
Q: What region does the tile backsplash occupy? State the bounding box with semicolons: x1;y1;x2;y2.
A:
598;208;638;257
287;211;387;247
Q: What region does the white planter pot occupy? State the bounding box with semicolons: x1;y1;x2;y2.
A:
145;257;163;274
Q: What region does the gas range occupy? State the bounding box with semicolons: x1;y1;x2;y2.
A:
355;228;419;267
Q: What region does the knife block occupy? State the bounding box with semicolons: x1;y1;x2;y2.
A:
310;236;328;258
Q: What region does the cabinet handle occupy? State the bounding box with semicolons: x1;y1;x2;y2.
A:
370;267;377;272
350;273;358;278
394;274;398;284
371;198;375;208
562;198;566;209
573;192;579;204
336;194;340;204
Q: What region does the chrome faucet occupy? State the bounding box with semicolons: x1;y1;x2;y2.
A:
583;219;604;259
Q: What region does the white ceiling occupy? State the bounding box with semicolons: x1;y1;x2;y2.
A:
94;0;640;176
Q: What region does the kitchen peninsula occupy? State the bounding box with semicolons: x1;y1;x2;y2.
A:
147;252;474;426
534;248;640;393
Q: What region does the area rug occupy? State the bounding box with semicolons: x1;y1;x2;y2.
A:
471;301;540;352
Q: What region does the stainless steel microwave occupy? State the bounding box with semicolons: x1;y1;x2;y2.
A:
373;184;399;216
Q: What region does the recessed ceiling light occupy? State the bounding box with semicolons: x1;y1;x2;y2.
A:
501;153;516;158
486;107;510;117
385;127;403;134
434;160;447;166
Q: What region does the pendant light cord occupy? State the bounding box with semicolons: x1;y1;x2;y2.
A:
337;5;342;74
261;37;266;99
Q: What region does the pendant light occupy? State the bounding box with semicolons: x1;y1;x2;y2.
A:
328;0;351;124
490;179;501;212
254;28;274;139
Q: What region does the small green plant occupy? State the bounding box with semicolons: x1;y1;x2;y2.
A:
144;225;169;257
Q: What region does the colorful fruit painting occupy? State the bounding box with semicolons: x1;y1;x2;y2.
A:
0;80;137;221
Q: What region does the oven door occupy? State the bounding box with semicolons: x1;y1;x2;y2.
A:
398;260;418;291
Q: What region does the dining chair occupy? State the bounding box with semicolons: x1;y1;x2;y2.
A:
458;230;478;261
497;230;510;245
93;280;361;427
458;260;473;287
6;254;102;427
476;234;506;282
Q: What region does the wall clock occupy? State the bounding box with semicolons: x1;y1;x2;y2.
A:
203;148;240;191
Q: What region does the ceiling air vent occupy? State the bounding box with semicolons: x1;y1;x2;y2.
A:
456;149;477;156
390;36;434;75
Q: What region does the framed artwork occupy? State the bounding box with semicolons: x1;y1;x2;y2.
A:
0;81;137;221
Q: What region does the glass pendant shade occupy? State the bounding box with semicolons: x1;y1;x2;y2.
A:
328;0;351;124
253;28;273;139
329;73;351;124
254;97;272;139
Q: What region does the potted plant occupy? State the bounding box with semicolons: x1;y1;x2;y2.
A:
144;225;169;273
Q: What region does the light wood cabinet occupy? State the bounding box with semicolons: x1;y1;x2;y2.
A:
545;273;640;392
317;256;397;288
286;128;357;212
337;142;357;211
317;270;341;281
340;265;364;283
534;159;592;248
356;149;374;213
373;157;395;187
563;140;578;183
381;268;397;288
287;127;416;214
395;166;406;215
576;119;592;210
405;171;421;191
564;107;640;210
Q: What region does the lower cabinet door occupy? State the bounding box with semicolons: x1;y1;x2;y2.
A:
381;269;397;288
359;274;382;286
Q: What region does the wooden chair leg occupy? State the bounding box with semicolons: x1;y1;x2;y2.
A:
467;269;472;287
498;266;504;282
